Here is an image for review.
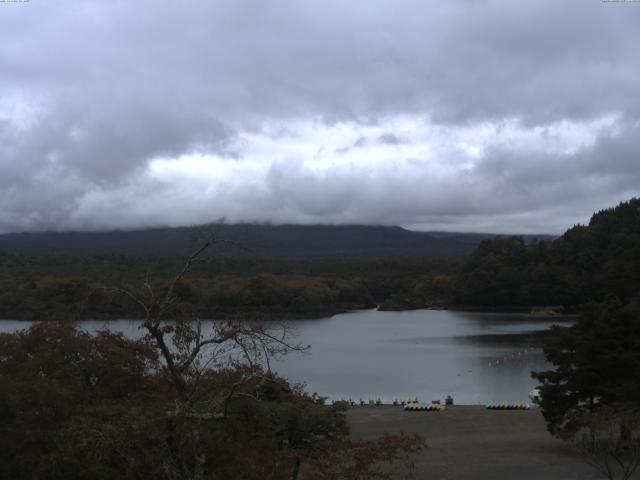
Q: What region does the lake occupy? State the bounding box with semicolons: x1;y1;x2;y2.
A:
0;309;573;405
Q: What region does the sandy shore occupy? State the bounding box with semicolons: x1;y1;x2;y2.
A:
347;405;609;480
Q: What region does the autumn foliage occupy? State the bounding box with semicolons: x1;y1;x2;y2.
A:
0;322;424;480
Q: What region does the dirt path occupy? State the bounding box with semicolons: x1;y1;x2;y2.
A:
347;405;613;480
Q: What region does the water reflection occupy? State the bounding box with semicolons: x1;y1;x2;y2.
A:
273;309;573;404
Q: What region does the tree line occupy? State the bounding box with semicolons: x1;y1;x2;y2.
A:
453;198;640;309
0;274;377;320
525;199;640;479
0;254;456;320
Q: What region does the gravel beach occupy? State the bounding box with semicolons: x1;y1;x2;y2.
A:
347;405;611;480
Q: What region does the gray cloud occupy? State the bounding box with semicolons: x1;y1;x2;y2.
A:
377;133;405;146
44;123;639;235
353;137;369;148
0;0;639;234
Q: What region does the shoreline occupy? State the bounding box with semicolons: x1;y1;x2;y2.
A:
0;305;578;322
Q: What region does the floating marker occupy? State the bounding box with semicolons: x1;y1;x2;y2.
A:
486;403;531;410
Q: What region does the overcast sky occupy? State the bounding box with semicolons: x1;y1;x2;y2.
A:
1;0;639;234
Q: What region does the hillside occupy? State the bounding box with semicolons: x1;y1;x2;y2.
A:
452;198;640;308
0;224;547;260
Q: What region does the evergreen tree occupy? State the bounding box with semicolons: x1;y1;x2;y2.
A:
533;298;640;436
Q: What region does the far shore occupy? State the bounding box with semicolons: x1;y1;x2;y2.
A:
379;303;579;315
0;305;579;322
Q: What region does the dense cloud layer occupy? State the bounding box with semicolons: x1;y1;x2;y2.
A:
1;0;639;234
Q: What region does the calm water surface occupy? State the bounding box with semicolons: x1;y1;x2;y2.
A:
0;309;573;404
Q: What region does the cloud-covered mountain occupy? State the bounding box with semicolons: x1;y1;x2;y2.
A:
1;1;639;234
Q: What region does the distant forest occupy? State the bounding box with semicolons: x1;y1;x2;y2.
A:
0;199;638;320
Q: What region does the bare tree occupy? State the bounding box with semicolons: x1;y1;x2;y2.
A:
571;407;640;480
107;237;307;480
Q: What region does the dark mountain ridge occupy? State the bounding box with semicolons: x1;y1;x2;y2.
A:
0;224;551;259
